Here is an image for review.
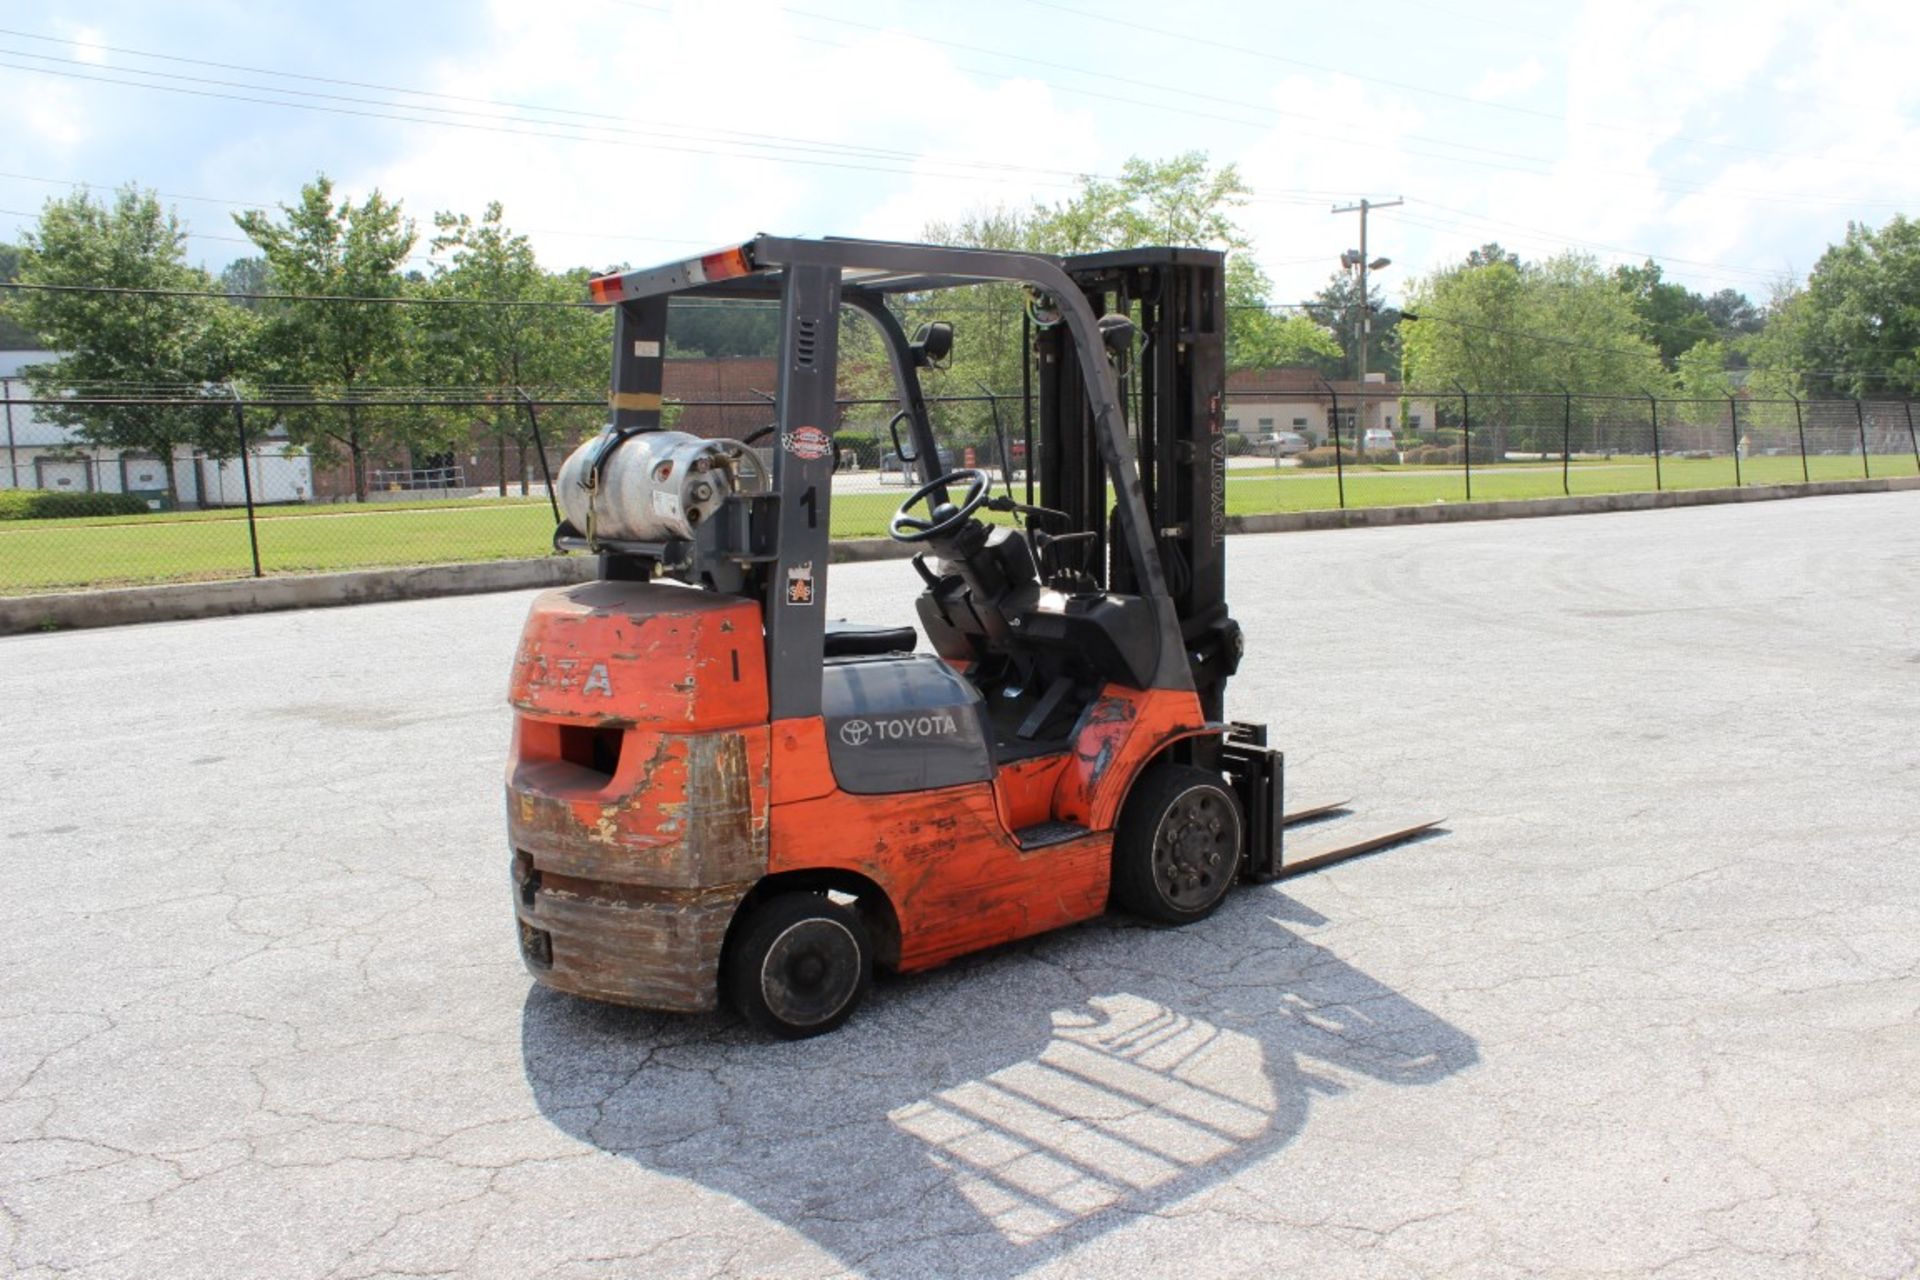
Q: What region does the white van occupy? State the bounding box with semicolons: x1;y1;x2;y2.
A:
1361;428;1397;454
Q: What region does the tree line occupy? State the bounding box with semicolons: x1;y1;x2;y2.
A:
4;160;1914;501
2;178;630;502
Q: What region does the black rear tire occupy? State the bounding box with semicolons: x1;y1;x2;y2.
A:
724;893;873;1039
1110;763;1244;925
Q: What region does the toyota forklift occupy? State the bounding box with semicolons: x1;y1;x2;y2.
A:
506;235;1435;1037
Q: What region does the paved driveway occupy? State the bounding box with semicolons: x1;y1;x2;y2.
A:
3;493;1917;1278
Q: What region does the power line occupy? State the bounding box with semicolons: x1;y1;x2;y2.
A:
0;30;1122;188
1018;0;1898;174
0;58;1101;193
0;29;1888;295
10;22;1905;217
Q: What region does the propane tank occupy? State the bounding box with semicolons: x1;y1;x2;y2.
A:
555;430;767;542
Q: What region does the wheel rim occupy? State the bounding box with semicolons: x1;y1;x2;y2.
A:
758;917;862;1028
1151;788;1237;910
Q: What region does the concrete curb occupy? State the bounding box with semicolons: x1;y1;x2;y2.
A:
6;476;1915;636
0;556;600;636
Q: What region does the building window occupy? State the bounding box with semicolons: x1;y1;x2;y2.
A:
1291;417;1307;428
1257;417;1274;429
1225;417;1240;430
1410;413;1424;430
1385;414;1395;429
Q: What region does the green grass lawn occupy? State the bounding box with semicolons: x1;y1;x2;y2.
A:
5;453;1914;595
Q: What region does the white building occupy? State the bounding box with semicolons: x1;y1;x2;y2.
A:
1;350;313;507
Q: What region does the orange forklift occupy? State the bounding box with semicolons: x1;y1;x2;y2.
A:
507;236;1433;1037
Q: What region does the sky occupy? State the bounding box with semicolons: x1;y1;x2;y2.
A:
3;0;1917;310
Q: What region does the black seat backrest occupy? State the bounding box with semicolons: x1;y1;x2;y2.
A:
823;619;918;658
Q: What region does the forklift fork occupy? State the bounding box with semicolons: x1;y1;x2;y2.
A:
1222;722;1442;883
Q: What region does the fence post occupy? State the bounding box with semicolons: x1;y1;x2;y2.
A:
1561;387;1572;496
229;385;262;578
1728;394;1742;488
1790;394;1809;483
1317;376;1345;509
1647;392;1662;492
1854;399;1871;479
1906;400;1920;472
2;377;19;491
515;388;563;527
1454;382;1472;502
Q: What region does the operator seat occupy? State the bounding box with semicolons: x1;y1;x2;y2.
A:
823;619;918;658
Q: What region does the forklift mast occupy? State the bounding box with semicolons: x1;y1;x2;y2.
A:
1038;248;1238;722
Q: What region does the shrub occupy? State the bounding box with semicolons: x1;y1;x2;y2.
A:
1295;447;1355;468
1405;445;1463;465
833;431;880;469
0;489;153;520
1225;431;1248;456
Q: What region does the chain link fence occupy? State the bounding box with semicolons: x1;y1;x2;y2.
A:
3;382;1915;597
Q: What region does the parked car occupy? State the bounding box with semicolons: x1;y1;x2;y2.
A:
1361;428;1397;454
879;445;958;481
1254;430;1311;457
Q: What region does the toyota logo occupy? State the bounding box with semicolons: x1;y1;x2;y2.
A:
838;719;873;747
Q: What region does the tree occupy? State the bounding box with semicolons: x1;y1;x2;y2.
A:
1027;153;1250;253
1613;259;1716;368
1401;252;1667;403
218;256;272;308
0;243;39;349
920;154;1308;383
1531;254;1669;393
5;187;254;505
1400;257;1531;393
1741;279;1812;400
1466;242;1522;270
1702;288;1763;338
426;202;606;494
1229;305;1343;371
1307;270;1393;379
235;175;418;500
1760;215;1920;399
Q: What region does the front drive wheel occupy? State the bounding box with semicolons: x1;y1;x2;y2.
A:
1111;763;1244;926
725;893;873;1039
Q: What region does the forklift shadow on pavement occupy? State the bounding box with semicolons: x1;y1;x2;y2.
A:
519;878;1478;1278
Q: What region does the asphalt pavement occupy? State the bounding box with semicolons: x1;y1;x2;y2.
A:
2;492;1917;1279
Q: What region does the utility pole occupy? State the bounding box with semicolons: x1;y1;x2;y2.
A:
1332;198;1403;382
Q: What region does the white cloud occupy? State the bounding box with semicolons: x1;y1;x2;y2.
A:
68;26;109;66
322;0;1105;274
1470;57;1545;102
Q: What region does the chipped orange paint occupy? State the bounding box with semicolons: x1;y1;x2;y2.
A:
510;580;765;729
767;778;1111;971
1053;686;1211;828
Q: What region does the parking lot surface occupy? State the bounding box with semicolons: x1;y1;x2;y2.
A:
3;492;1917;1279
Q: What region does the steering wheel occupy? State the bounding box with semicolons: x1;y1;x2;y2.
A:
889;468;994;543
